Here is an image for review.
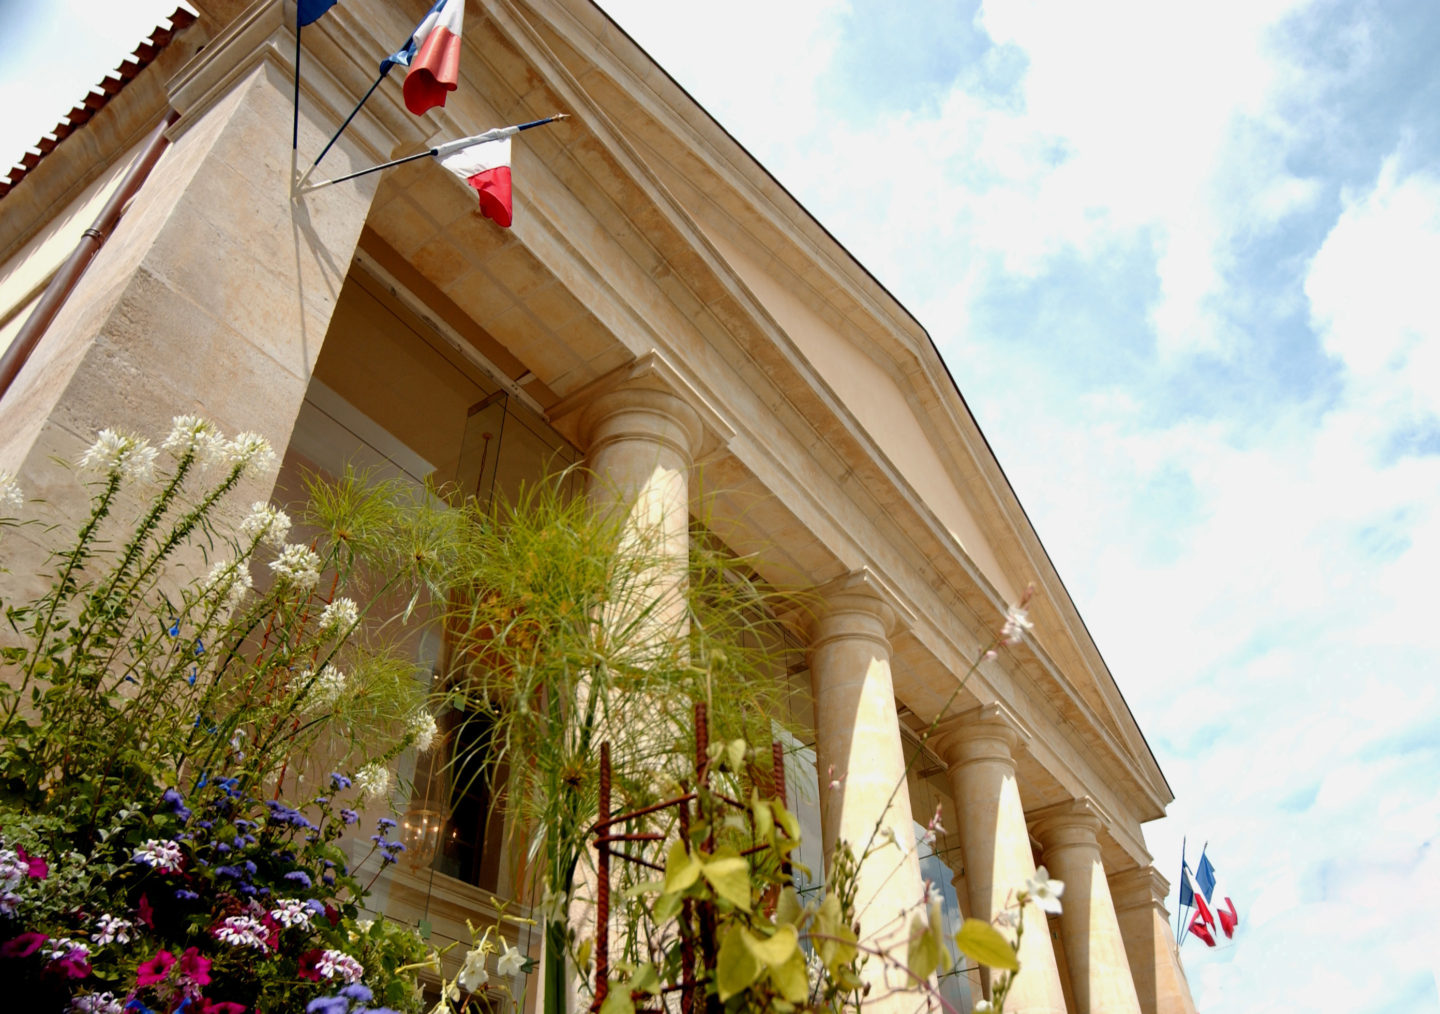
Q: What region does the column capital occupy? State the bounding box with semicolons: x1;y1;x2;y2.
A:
932;701;1031;767
1031;797;1111;852
804;567;915;646
1108;865;1173;916
549;350;733;462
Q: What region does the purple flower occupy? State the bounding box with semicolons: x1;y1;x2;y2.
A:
339;809;358;825
329;773;351;791
339;984;373;1002
376;818;397;832
306;998;349;1014
284;870;312;888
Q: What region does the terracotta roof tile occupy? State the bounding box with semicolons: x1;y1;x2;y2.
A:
0;6;198;202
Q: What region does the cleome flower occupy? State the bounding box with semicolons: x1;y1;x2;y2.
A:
239;501;292;549
203;560;253;611
270;543;321;590
1000;603;1034;645
406;710;438;753
225;432;277;477
162;416;225;463
78;429;158;483
354;763;392;802
301;665;347;711
318;596;359;634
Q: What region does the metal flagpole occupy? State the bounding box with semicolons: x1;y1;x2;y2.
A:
292;18;303;150
298;114;568;194
296;70;392;189
1176;837;1189;949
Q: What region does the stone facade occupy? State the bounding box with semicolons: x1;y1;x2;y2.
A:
0;2;1197;1011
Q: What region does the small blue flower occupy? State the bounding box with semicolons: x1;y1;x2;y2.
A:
376;817;397;832
330;773;352;791
306;997;349;1014
306;899;326;914
167;619;181;637
284;870;313;888
194;638;205;656
187;666;197;686
216;843;231;853
340;984;373;1003
175;889;199;901
340;809;358;825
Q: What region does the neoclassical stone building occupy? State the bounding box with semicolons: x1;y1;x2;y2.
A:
0;2;1197;1012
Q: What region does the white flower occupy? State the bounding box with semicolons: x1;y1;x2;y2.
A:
48;937;87;961
269;898;314;929
318;596;359;634
213;914;270;950
496;941;526;978
1000;604;1034;645
538;884;567;923
1023;865;1065;915
203;560;253;610
162;416;223;460
0;470;23;514
354;762;392;801
269;543;321;589
317;948;364;983
225;432;276;477
407;710;438;753
302;665;346;711
973;1002;996;1013
876;824;909;858
71;992;123;1014
78;429;156;482
133;839;183;873
457;946;490;992
239;502;291;548
91;913;132;946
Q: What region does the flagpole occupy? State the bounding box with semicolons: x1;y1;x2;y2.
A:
292;17;303;151
299;114;568;194
1176;838;1188;948
297;69;392;190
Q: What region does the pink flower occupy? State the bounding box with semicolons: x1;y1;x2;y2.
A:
136;950;176;986
137;894;155;928
15;847;47;880
199;1002;247;1014
179;946;212;986
297;948;323;982
53;952;91;978
0;932;48;958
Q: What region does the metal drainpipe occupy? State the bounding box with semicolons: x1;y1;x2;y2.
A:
0;108;181;403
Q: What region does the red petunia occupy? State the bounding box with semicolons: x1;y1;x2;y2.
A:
136;949;176;986
297;948;323;982
137;894;155;928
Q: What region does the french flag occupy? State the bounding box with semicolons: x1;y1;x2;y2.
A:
437;130;515;228
1180;852;1238;946
381;0;465;116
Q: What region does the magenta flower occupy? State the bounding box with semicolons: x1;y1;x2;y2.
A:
15;847;47;880
179;946;212;986
136;949;176;986
0;932;48;958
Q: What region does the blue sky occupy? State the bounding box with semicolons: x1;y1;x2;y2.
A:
4;1;1439;1011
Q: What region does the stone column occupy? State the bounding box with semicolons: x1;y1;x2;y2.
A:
1033;801;1143;1014
933;705;1067;1013
1109;867;1199;1014
807;571;924;1010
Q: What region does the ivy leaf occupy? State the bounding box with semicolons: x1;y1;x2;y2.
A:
716;925;762;1001
652;889;682;924
742;924;798;969
751;790;774;842
770;948;809;1004
701;851;752;912
663;840;701;894
598;985;635;1014
772;801;800;842
954;918;1019;971
724;738;746;772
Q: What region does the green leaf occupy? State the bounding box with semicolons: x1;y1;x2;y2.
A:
955;918;1019;972
772;800;800;841
663;840;701;894
724;738;746;771
652;889;682;924
620;877;665;900
628;963;661;996
701;851;752;912
742;924;798;969
598;985;635;1014
907;914;945;981
751;790;774;842
770;949;809;1004
716;925;762;1001
774;886;803;927
814;893;857;972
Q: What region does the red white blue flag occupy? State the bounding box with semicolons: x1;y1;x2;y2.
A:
1180;852;1238;946
381;0;465;116
437;128;515;227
